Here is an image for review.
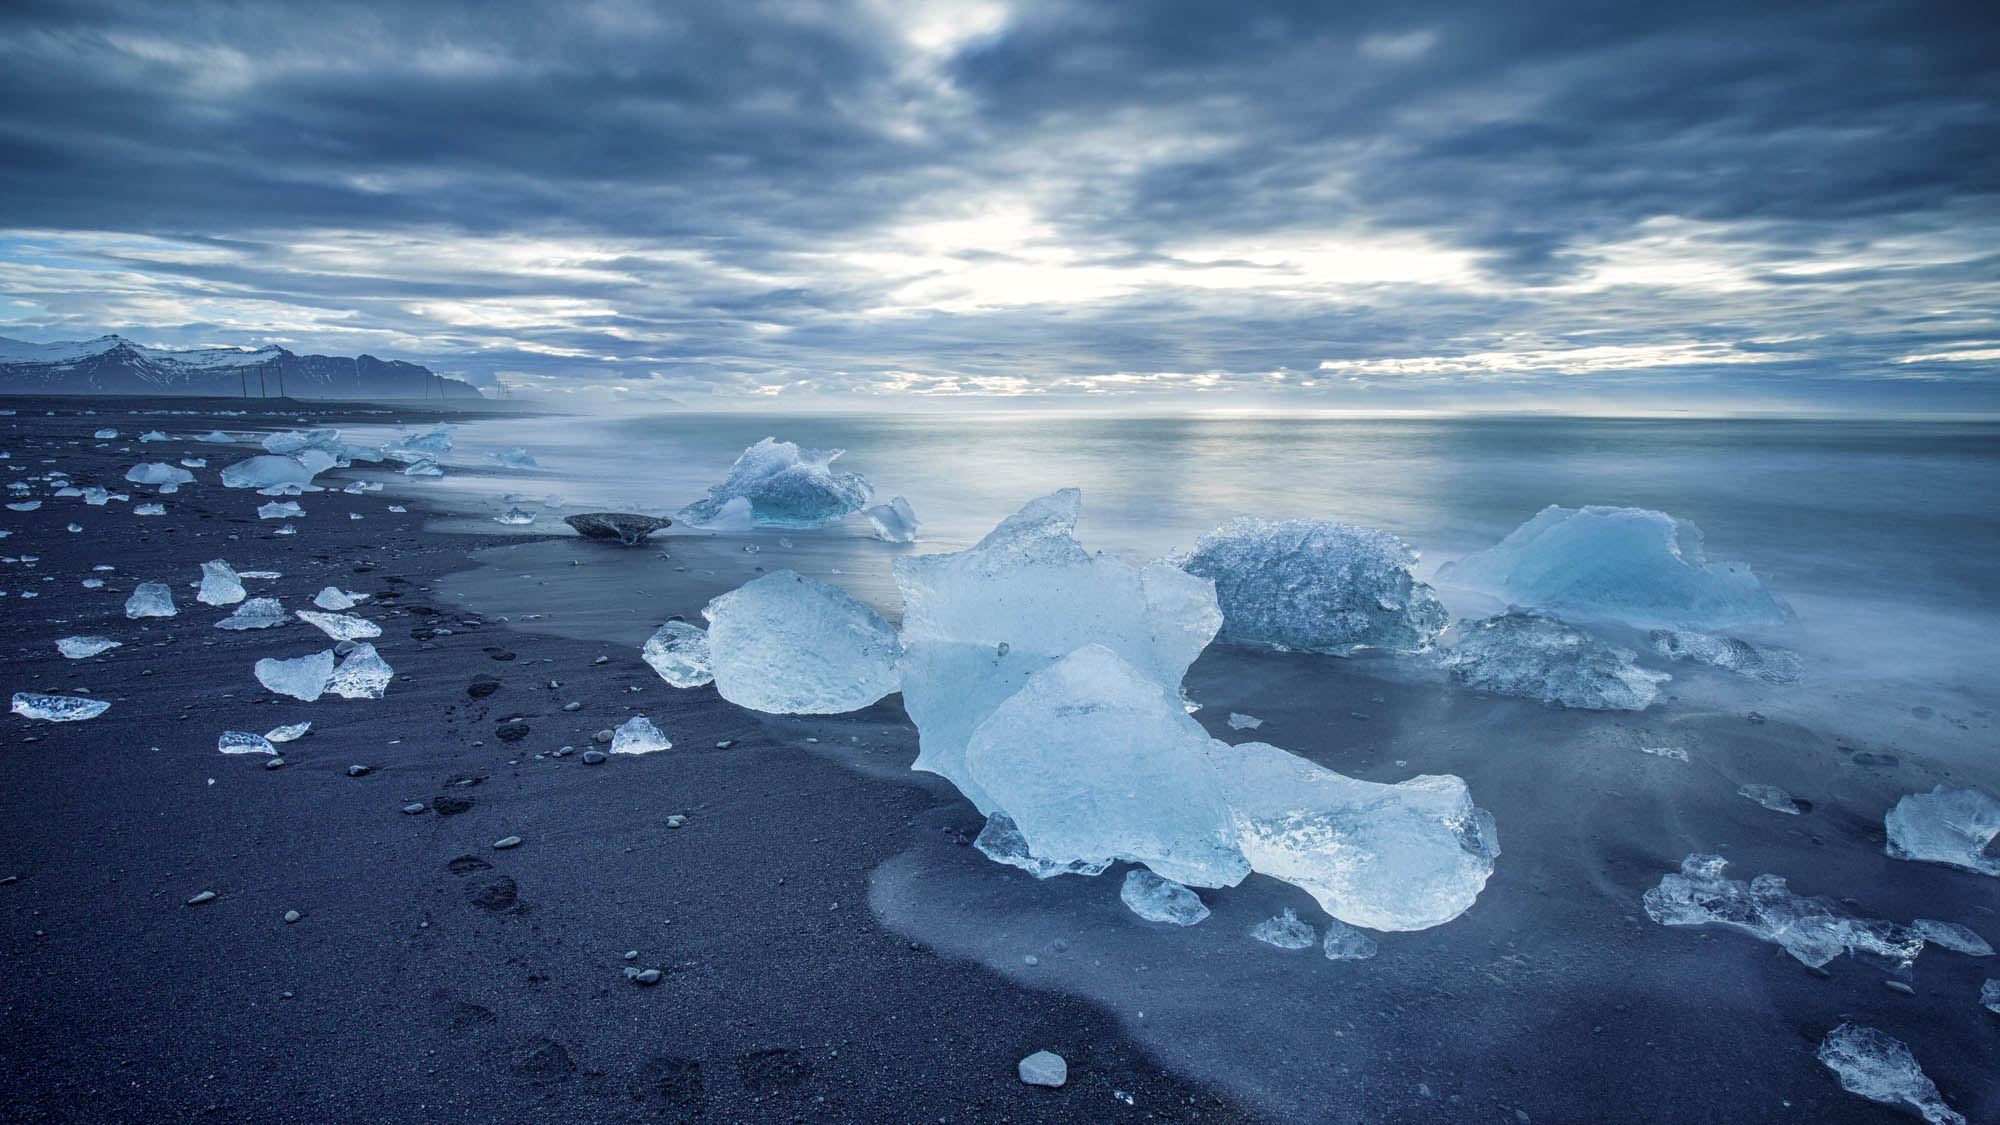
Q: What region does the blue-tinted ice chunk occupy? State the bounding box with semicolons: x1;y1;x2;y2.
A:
1886;786;2000;877
1177;518;1447;654
1442;612;1667;710
677;438;873;528
1120;869;1210;926
702;571;899;714
1816;1023;1963;1125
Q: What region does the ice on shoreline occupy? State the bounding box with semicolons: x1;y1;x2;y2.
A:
56;636;121;659
328;643;393;699
1120;869;1211;926
218;730;277;755
677;437;874;529
125;462;194;486
610;714;672;754
1650;630;1802;683
973;812;1111;879
125;582;177;618
864;496;921;543
296;610;381;641
216;597;286;630
11;692;110;722
221;450;335;490
1643;854;1925;967
1250;908;1317;950
1442;612;1668;710
198;559;246;606
1885;786;2000;877
702;571;899;714
1816;1024;1963;1125
255;651;335;701
641;620;713;688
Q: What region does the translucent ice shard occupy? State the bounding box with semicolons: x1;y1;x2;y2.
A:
1226;712;1264;730
1642;854;1924;967
1437;505;1786;630
1983;980;2000;1013
701;571;899;714
610;714;672;754
893;490;1221;812
1442;612;1668;710
1176;518;1447;654
641;620;714;688
264;721;311;743
974;812;1111;879
217;730;276;755
56;636;121;659
676;437;874;529
197;559;246;606
1738;783;1801;815
1649;630;1802;684
256;651;335;701
1249;908;1317;950
220;450;336;490
1321;919;1380;961
1207;738;1498;931
1885;786;2000;877
863;495;921;543
402;459;443;478
295;610;382;641
125;582;177;618
258;501;304;519
11;692;110;721
1816;1024;1963;1125
139;430;167;442
328;643;393;699
965;645;1248;888
5;500;39;511
133;503;165;516
1910;919;1994;957
493;507;536;526
197;430;235;443
216;597;287;630
262;428;343;456
125;462;194;486
312;587;365;611
1120;869;1210;926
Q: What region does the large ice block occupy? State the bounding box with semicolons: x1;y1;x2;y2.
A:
641;620;714;688
1885;786;2000;877
1642;854;1924;967
677;437;874;528
1816;1024;1963;1125
1442;612;1668;710
701;571;899;714
1176;518;1447;654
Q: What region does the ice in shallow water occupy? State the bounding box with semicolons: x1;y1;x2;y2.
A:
610;714;672;754
1176;517;1447;654
1642;853;1924;968
1436;504;1786;630
133;503;164;516
1442;612;1668;710
217;730;276;755
55;636;120;659
216;597;286;630
125;462;193;486
1120;869;1210;926
1816;1024;1964;1125
1249;908;1317;950
1649;629;1803;684
641;620;713;688
1737;783;1801;815
972;812;1111;879
124;582;176;618
255;651;335;702
1885;785;2000;877
296;610;382;641
391;423;455;456
328;643;393;699
197;559;245;606
702;571;899;714
677;437;874;528
402;460;443;478
1225;712;1263;730
11;692;110;721
863;495;920;543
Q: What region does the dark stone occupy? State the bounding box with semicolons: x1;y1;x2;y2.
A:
495;721;530;742
466;676;501;699
564;512;672;545
581;750;608;765
433;794;475;816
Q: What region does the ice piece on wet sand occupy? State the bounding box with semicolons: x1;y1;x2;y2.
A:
329;643;393;699
563;512;671;545
218;730;276;755
967;645;1247;887
1250;908;1317;950
313;586;366;610
1738;783;1801;815
494;507;536;526
265;722;311;742
974;812;1110;879
702;571;899;715
198;559;246;606
894;489;1221;812
610;715;672;754
6;500;39;511
1910;919;1993;957
1177;518;1447;654
1885;786;2000;877
1208;738;1497;931
1322;919;1379;961
11;692;110;721
133;503;165;516
1226;712;1263;730
125;462;194;486
641;620;713;688
1442;612;1667;710
296;610;382;641
1120;869;1210;926
220;450;336;489
216;597;287;630
488;447;536;467
56;636;121;659
1816;1024;1964;1125
677;437;874;528
125;582;177;618
1642;854;1924;967
863;495;920;543
256;651;335;701
1649;630;1802;684
1437;504;1786;629
139;430;167;442
1983;980;2000;1013
258;501;304;519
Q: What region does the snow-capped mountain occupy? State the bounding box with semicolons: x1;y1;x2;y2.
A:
0;335;483;400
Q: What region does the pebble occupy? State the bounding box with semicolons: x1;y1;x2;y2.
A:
562;701;581;712
632;969;663;986
623;950;639;960
264;758;286;770
493;836;523;850
402;802;427;814
715;739;735;749
283;910;301;924
1023;955;1039;966
581;750;608;765
592;729;613;744
552;746;574;758
347;765;370;777
666;815;686;828
186;891;217;906
593;656;610;665
1018;1050;1067;1088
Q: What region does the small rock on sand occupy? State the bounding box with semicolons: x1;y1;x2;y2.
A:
1018;1050;1067;1087
493;836;522;850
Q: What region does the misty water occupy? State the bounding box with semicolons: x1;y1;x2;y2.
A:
409;412;1999;1122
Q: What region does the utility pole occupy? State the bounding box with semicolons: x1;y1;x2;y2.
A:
257;361;267;398
240;367;248;398
276;359;285;399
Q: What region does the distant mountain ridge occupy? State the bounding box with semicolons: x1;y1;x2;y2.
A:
0;334;482;400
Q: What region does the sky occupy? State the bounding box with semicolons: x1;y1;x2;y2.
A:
0;0;1996;411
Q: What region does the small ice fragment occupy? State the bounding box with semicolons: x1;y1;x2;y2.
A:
1017;1050;1067;1088
295;610;382;641
11;692;110;722
6;500;40;511
494;507;536;526
1738;783;1801;815
641;620;714;688
402;459;443;478
863;495;921;543
197;559;246;606
1442;612;1668;710
1120;869;1210;926
1226;712;1263;730
313;587;364;610
974;812;1111;879
125;462;193;486
216;597;287;630
1639;745;1690;762
81;487;118;506
701;571;899;714
93;428;118;439
328;643;393;699
237;570;280;579
1911;919;1994;957
81;579;102;589
255;651;335;701
1177;518;1447;654
391;423;455;456
1649;630;1802;684
1816;1023;1963;1125
220;450;335;489
197;430;235;443
258;501;304;519
217;730;277;755
488;447;537;467
125;582;177;618
677;437;874;528
1643;854;1924;967
1249;907;1317;950
56;635;121;659
264;722;311;743
180;458;206;468
1321;919;1380;961
1982;980;2000;1013
387;505;406;513
273;525;298;535
1885;786;2000;877
610;715;672;754
139;430;167;442
133;503;165;516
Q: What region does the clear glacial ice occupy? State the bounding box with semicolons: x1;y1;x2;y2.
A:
1909;919;1994;957
328;643;394;699
313;587;364;610
1321;919;1380;961
55;636;120;659
217;730;276;755
1885;786;2000;877
1737;783;1801;814
221;450;335;490
296;610;382;641
197;559;245;606
1442;612;1668;710
391;423;455;456
125;462;194;486
677;437;874;528
255;651;335;701
1120;869;1211;926
11;692;110;722
124;582;177;618
973;812;1111;879
1176;517;1447;654
702;571;899;714
257;501;305;520
1816;1024;1964;1125
1649;629;1803;683
216;597;286;630
641;620;713;688
1249;908;1317;950
488;447;537;467
863;495;921;543
1437;504;1787;630
1642;854;1925;968
610;714;672;754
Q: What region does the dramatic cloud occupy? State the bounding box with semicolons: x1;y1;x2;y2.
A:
0;0;1994;409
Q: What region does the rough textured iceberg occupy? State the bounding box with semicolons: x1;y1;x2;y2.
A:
125;582;177;618
973;813;1110;879
11;693;110;722
220;450;335;490
1885;786;2000;877
1176;518;1447;654
1649;630;1802;684
216;597;286;630
329;643;393;699
677;437;874;528
56;636;121;659
701;571;899;714
894;489;1221;812
1120;869;1211;926
610;714;672;754
1816;1024;1963;1125
256;651;335;702
1436;505;1785;630
1442;612;1668;710
1249;908;1317;950
198;559;246;606
863;496;921;543
641;620;713;688
1642;854;1924;967
126;462;194;486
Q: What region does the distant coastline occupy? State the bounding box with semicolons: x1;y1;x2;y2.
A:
0;334;483;401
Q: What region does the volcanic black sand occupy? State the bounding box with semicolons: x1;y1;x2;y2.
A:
0;399;1254;1124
